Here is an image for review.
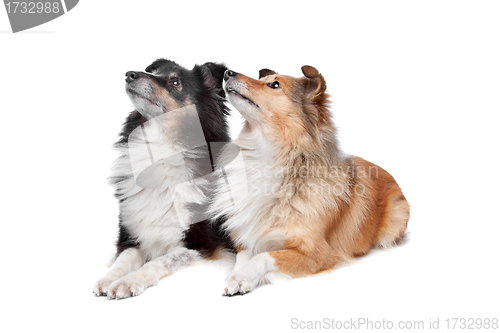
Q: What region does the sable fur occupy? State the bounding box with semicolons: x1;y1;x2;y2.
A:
213;66;410;295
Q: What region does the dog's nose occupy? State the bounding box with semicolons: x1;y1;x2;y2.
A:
224;70;238;81
125;71;139;83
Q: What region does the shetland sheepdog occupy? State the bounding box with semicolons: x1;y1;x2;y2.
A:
93;59;233;299
211;66;410;295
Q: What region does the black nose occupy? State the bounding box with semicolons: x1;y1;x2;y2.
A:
224;70;237;81
125;71;139;83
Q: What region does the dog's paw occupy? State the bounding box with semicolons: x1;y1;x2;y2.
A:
222;273;254;296
93;278;115;297
106;274;149;300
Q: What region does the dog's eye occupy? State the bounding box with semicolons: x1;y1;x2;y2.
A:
169;78;182;88
268;81;281;89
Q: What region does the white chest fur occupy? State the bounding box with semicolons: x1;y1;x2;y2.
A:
111;111;208;261
211;131;287;255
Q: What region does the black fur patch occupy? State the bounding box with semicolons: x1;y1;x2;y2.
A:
116;218;139;255
183;217;235;257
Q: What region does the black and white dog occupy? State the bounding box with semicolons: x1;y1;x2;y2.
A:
93;59;233;299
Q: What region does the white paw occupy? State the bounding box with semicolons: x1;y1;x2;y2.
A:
222;273;255;296
93;277;115;297
106;274;149;300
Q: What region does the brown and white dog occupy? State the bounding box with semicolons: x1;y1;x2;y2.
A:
211;66;410;296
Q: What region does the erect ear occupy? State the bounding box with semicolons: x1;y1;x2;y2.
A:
200;62;228;89
259;68;277;79
301;65;326;99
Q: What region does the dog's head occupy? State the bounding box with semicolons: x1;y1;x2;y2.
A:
126;59;227;119
223;66;331;143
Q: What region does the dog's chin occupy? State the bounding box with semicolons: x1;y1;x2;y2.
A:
227;88;259;107
126;87;163;117
225;87;260;118
226;93;257;118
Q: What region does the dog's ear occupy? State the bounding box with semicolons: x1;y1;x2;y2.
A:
300;66;330;121
200;62;227;89
301;65;327;99
259;68;277;79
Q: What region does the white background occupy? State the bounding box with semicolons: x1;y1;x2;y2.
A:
1;1;499;332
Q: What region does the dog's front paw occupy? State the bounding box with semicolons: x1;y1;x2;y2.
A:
222;273;255;296
93;278;115;297
106;274;149;300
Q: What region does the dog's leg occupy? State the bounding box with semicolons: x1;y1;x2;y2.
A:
223;251;275;296
232;249;252;271
93;247;144;296
223;249;331;296
221;249;253;295
106;247;201;299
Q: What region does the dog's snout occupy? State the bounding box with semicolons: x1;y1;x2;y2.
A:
224;70;238;81
126;71;139;83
